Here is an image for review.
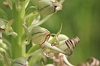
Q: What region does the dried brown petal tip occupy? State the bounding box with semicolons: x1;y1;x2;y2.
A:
65;36;80;56
3;1;9;8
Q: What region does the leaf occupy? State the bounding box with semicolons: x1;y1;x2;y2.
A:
26;12;40;27
28;14;53;30
0;8;8;19
27;44;40;54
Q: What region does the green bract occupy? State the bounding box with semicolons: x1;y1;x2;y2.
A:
12;57;28;66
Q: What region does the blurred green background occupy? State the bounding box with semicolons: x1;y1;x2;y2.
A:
0;0;100;65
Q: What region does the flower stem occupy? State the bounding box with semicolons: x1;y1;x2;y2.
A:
10;0;30;59
11;2;25;59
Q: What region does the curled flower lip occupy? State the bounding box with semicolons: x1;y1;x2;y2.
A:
86;57;100;66
65;36;80;56
78;57;100;66
42;34;80;56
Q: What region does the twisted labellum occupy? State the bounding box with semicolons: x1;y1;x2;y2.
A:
86;57;100;66
79;57;100;66
65;36;80;56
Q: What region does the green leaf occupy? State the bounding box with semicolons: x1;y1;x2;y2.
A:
26;12;40;27
0;8;8;19
28;14;53;30
27;44;40;54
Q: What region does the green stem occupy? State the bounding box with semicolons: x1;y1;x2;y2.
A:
11;1;27;59
10;0;30;59
22;44;26;58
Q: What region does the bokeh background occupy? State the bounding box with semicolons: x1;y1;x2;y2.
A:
0;0;100;65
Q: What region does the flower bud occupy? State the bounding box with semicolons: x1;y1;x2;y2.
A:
42;34;69;54
57;34;69;41
55;34;69;52
31;26;50;44
12;57;28;66
37;0;62;15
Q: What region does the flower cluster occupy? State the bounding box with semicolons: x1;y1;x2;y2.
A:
0;0;99;66
0;0;74;65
